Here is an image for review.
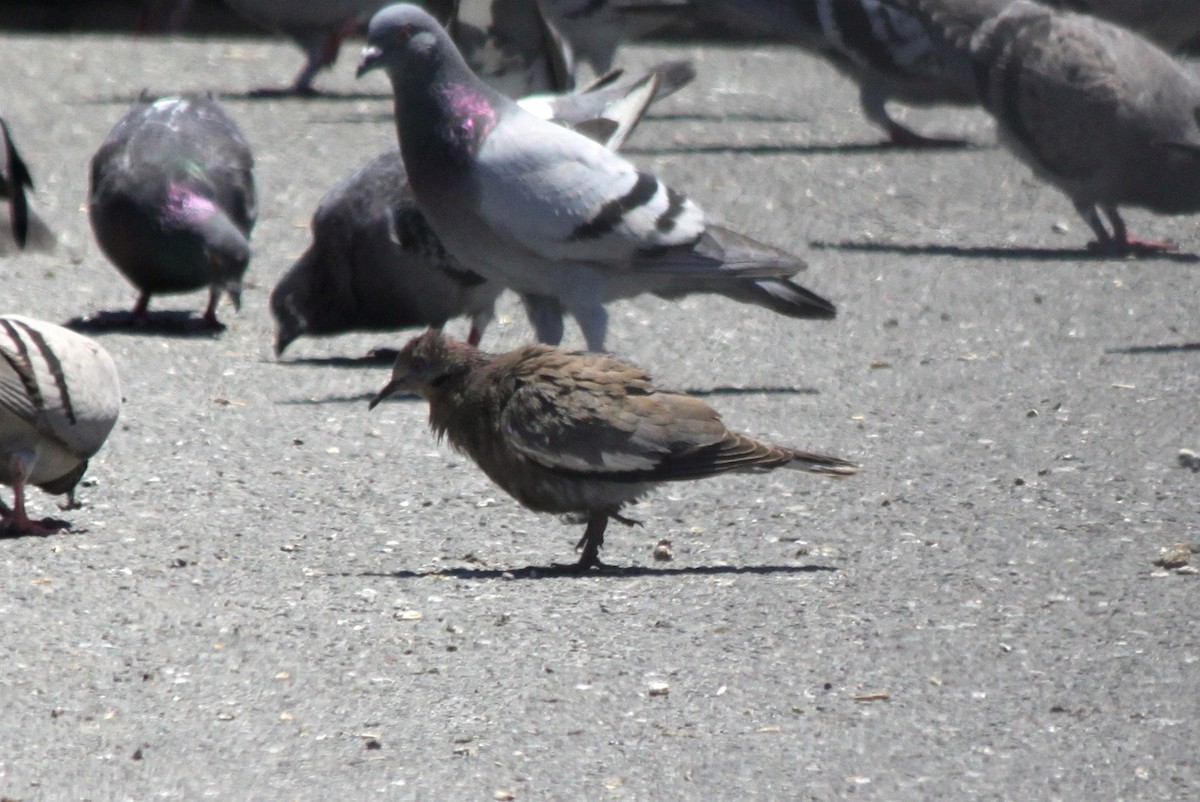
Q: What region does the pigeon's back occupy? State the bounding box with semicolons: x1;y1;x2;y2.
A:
0;315;121;470
972;3;1200;211
92;95;256;234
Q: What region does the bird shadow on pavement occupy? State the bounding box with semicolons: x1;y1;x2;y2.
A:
683;385;818;397
1105;342;1200;355
65;311;225;338
623;140;990;157
274;350;399;369
811;239;1200;263
363;562;838;581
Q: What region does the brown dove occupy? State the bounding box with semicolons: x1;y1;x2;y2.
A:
370;329;857;569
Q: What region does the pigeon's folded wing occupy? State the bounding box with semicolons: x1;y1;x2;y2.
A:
473;113;708;265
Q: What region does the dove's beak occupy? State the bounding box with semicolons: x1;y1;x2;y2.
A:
369;378;403;410
356;46;383;78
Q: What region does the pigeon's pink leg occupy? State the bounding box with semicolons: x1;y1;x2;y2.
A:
2;453;63;536
1103;205;1178;254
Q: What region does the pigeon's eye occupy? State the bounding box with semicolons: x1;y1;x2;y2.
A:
410;357;427;373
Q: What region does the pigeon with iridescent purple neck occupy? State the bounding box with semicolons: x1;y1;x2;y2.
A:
357;3;835;352
89;94;257;328
272;59;695;356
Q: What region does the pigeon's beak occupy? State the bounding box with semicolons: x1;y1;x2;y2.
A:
356;45;383;78
368;378;403;410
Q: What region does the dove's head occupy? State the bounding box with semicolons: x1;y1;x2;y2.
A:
357;3;456;80
369;327;475;408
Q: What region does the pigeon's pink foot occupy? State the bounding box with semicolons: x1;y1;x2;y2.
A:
1;483;66;537
1087;237;1179;256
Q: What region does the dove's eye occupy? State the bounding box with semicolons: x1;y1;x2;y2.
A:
410;357;427;373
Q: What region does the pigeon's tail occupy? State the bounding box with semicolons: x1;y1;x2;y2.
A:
653;275;836;320
716;276;837;320
1;118;33;250
786;450;859;476
525;59;696;152
640;222;806;278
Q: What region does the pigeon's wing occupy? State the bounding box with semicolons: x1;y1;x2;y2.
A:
0;317;120;459
473;109;709;267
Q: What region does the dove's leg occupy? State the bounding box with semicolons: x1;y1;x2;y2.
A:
861;83;968;149
572;304;609;353
574;513;610;570
2;452;64;536
520;294;566;345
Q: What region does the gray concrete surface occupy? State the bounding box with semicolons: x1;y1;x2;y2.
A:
0;30;1197;801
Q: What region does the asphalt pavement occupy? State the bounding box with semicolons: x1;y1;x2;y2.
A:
0;28;1197;801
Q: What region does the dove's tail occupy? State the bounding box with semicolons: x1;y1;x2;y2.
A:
786;450;859;476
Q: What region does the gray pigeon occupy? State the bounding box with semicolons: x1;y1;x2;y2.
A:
357;3;835;352
693;0;1011;147
89;94;257;327
1045;0;1200;52
272;61;694;356
0;316;121;535
369;329;857;569
957;1;1200;253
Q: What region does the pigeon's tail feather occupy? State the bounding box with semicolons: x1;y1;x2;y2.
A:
652;274;835;319
647;59;697;103
636;223;806;278
718;277;837;320
533;59;695;151
2;119;32;250
786;450;859;476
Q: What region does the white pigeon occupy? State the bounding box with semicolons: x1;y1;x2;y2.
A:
357;3;835;352
927;0;1200;253
0;316;121;535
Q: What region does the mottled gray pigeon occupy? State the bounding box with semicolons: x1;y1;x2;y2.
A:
89;94;257;327
357;4;835;352
1045;0;1200;52
370;329;856;570
958;1;1200;252
693;0;1010;147
0;316;121;535
272;60;694;355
